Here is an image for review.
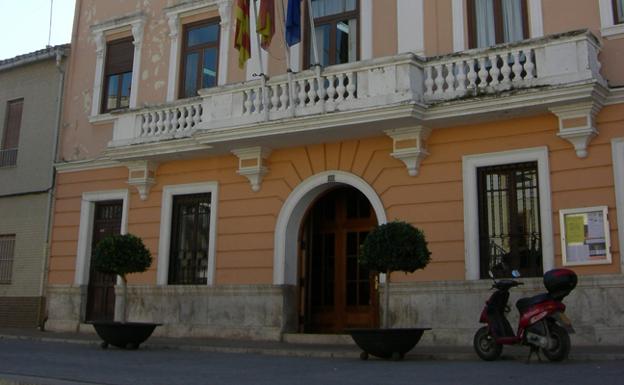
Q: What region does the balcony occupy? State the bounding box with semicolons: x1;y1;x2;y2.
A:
106;30;605;160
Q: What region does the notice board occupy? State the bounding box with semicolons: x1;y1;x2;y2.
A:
559;206;611;266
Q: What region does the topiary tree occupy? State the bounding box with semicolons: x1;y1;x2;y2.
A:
359;221;431;328
92;233;152;323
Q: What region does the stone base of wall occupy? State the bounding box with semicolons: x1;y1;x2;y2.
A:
45;285;84;332
388;274;624;346
0;296;44;328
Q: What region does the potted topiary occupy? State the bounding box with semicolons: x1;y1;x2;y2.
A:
348;220;432;360
89;233;160;350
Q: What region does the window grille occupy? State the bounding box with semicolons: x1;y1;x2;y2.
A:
0;235;16;284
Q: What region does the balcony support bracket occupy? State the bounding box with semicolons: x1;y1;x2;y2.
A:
386;126;431;176
550;101;602;158
232;147;272;192
126;160;159;200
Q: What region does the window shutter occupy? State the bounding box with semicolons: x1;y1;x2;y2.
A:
105;38;134;74
2;99;23;150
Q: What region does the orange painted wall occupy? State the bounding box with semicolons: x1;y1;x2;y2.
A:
49;106;624;287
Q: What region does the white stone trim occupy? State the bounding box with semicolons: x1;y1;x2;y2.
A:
452;0;466;52
599;0;624;38
528;0;544;38
55;159;120;173
397;0;425;55
361;0;373;60
90;14;145;116
462;147;554;280
273;171;387;285
166;1;231;101
612;138;624;272
157;182;219;286
75;190;129;286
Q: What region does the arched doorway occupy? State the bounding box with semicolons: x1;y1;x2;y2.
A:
298;186;379;333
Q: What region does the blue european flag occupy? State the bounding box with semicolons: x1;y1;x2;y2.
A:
285;0;301;47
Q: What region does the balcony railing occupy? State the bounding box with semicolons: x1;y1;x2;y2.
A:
109;30;603;148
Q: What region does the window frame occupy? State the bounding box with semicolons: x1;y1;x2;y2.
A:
158;182;219;286
1;98;24;168
178;18;221;99
467;0;529;49
101;37;135;113
0;234;16;284
614;0;624;24
303;0;361;68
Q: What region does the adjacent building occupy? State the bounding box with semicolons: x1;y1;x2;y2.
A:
0;45;69;327
47;0;623;344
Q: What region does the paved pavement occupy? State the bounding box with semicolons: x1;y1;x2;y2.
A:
0;337;623;385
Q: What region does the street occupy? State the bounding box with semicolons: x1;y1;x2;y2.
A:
0;339;622;385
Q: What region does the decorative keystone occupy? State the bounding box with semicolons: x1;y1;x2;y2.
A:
126;160;158;200
550;102;602;158
232;147;272;192
385;126;432;176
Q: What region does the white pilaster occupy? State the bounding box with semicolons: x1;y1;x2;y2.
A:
528;0;544;38
91;31;106;117
218;1;232;85
166;13;181;102
129;20;145;108
361;0;373;59
397;0;425;55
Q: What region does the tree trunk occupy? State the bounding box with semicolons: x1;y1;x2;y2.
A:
383;269;391;329
121;275;128;323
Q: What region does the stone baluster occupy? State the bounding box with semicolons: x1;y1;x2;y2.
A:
270;85;279;112
445;63;456;96
192;104;201;127
185;105;193;127
164;110;172;133
524;49;535;80
336;73;346;103
424;66;434;96
478;57;488;89
177;107;186;128
500;52;511;86
512;50;523;82
467;59;478;89
326;75;336;108
149;112;158;135
346;72;356;100
141;114;149;136
298;79;307;108
253;88;262;115
456;60;467;94
434;64;445;96
244;89;253;115
489;54;500;87
280;83;289;111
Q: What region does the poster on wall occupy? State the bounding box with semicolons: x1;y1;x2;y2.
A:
559;206;612;266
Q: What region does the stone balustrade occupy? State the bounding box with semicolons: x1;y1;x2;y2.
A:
108;30;603;148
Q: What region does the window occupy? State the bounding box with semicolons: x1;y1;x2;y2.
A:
306;0;358;67
168;193;212;284
615;0;624;24
477;162;542;278
468;0;528;48
102;38;134;112
1;99;23;168
0;235;15;284
180;19;220;99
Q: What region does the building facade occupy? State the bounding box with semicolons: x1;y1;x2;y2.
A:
0;46;69;327
48;0;624;344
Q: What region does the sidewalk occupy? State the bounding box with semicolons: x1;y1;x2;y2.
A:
0;327;622;362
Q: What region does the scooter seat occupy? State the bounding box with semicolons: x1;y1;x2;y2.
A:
516;293;552;314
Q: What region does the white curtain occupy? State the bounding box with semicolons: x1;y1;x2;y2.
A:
502;0;524;43
475;0;496;48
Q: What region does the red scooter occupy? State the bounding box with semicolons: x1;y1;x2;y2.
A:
474;268;577;362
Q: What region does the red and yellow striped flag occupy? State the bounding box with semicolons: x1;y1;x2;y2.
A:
257;0;275;50
234;0;251;68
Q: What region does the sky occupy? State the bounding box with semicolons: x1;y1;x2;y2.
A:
0;0;76;60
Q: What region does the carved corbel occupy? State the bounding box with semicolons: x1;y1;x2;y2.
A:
126;160;159;200
167;13;179;39
232;147;271;192
131;20;145;48
218;0;233;27
550;102;602;158
385;126;432;176
94;31;106;58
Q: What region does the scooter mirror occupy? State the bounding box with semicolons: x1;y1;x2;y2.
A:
512;270;521;278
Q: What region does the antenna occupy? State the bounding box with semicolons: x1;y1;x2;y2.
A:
47;0;54;47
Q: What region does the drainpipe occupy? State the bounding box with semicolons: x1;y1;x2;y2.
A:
38;47;66;330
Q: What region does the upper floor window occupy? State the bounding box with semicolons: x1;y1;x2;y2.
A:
1;99;23;168
468;0;528;49
615;0;624;24
306;0;358;67
180;19;220;99
102;38;134;113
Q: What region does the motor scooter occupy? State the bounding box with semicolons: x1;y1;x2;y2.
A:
473;268;577;362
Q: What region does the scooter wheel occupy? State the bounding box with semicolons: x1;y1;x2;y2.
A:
473;326;502;361
542;323;570;362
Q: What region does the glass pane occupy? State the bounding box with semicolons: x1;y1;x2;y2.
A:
335;18;357;64
501;0;525;43
202;48;218;89
311;0;356;18
474;0;496;48
311;24;331;66
187;23;219;47
618;0;624;23
184;52;199;98
119;72;132;108
105;74;119;110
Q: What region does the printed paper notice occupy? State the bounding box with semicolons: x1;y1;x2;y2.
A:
565;215;585;244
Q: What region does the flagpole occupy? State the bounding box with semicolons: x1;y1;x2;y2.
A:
306;0;320;67
251;0;270;122
280;0;296;116
251;0;265;76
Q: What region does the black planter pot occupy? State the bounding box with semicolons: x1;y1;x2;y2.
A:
347;328;431;361
89;321;161;350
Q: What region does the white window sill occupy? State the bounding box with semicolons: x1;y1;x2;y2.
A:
602;24;624;39
88;113;116;125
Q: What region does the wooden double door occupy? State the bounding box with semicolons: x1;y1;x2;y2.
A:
300;187;379;333
85;200;122;321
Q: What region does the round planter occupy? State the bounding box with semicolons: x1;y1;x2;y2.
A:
89;321;161;350
347;328;431;360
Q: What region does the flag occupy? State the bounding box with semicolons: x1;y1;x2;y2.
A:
256;0;275;50
235;0;251;68
285;0;301;47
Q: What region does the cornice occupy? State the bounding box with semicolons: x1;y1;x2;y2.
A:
55;158;121;173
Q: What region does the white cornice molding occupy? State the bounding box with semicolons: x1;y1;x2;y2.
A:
606;87;624;105
90;12;146;35
55;159;121;173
